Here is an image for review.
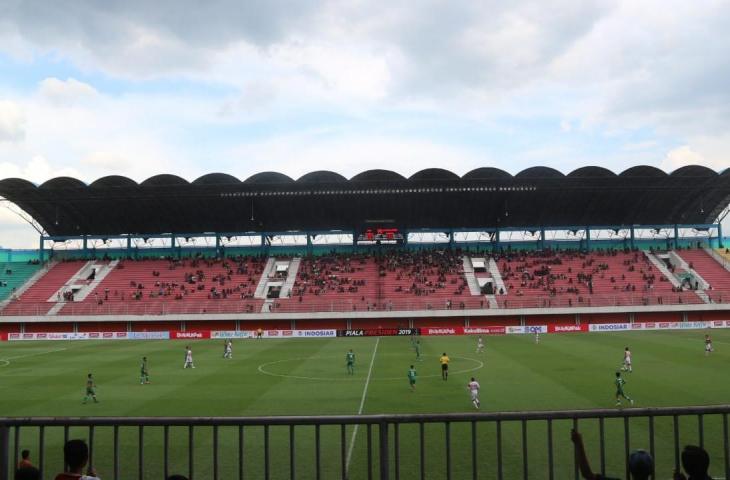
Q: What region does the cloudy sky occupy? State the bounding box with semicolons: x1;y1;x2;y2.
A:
0;1;729;248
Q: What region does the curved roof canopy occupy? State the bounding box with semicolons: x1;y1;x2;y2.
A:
1;166;728;236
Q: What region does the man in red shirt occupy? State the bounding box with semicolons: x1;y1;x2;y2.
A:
54;440;99;480
18;449;33;469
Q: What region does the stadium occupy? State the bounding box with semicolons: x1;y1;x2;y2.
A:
2;165;730;479
3;1;730;478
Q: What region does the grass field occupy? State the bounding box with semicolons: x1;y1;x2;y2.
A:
1;330;729;479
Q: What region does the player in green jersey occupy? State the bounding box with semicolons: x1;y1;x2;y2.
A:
140;357;150;384
615;371;634;406
415;340;422;361
83;373;98;404
346;349;355;375
407;365;417;391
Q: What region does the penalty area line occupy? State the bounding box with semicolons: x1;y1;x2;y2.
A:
0;347;68;367
345;336;380;476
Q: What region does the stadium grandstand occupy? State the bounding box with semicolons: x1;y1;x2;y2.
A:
3;164;730;479
1;165;730;328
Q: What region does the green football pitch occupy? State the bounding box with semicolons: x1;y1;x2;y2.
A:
1;330;729;479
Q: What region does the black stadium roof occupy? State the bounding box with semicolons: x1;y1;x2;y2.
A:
1;165;729;237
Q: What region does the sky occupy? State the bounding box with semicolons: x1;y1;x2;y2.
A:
0;0;729;248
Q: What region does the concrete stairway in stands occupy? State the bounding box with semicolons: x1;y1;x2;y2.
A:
73;260;119;301
669;251;709;289
487;258;507;295
485;294;498;308
279;257;301;298
255;257;276;299
643;251;682;288
462;256;482;295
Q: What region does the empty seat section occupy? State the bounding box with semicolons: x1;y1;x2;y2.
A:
2;261;86;315
679;249;730;302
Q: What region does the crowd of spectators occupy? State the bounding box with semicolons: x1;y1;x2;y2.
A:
90;255;267;306
12;433;716;479
289;250;470;310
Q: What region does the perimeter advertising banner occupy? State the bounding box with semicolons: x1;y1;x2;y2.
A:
7;332;130;341
169;330;211;340
338;328;419;337
548;324;589;333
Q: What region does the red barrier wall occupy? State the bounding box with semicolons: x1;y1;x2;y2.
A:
294;319;347;330
132;321;182;332
78;322;128;332
24;322;74;333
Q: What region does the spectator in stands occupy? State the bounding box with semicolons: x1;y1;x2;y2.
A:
54;439;99;480
18;449;33;469
571;429;653;480
15;466;40;480
674;445;712;480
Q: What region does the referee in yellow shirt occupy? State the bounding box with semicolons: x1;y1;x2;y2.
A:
439;352;450;381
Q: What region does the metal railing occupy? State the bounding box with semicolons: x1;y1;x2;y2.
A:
2;405;729;479
0;291;720;317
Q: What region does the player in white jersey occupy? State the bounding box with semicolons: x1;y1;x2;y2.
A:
622;347;632;373
224;340;233;359
467;377;481;409
184;346;195;368
534;330;540;344
476;336;485;353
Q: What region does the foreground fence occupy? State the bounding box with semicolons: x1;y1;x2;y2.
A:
2;405;729;479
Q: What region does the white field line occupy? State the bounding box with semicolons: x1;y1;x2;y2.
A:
0;347;68;364
345;336;380;475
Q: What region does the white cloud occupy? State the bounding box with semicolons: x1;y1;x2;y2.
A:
0;101;25;142
0;155;81;184
38;77;99;106
227;132;490;180
661;134;730;173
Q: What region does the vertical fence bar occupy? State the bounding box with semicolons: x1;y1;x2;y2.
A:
189;425;194;480
547;419;554;480
163;425;169;480
599;417;606;475
367;424;373;480
522;420;528;480
724;414;729;480
38;425;44;480
138;425;144;480
239;426;244;480
315;425;320;480
213;425;219;480
673;415;680;473
290;425;296;480
648;417;655;480
379;421;389;480
264;424;270;480
341;424;347;480
697;414;704;449
624;417;630;480
573;419;579;480
471;421;477;480
394;423;400;480
419;423;425;480
0;425;8;480
13;426;19;476
88;425;95;472
497;420;503;480
113;425;120;480
445;422;451;480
